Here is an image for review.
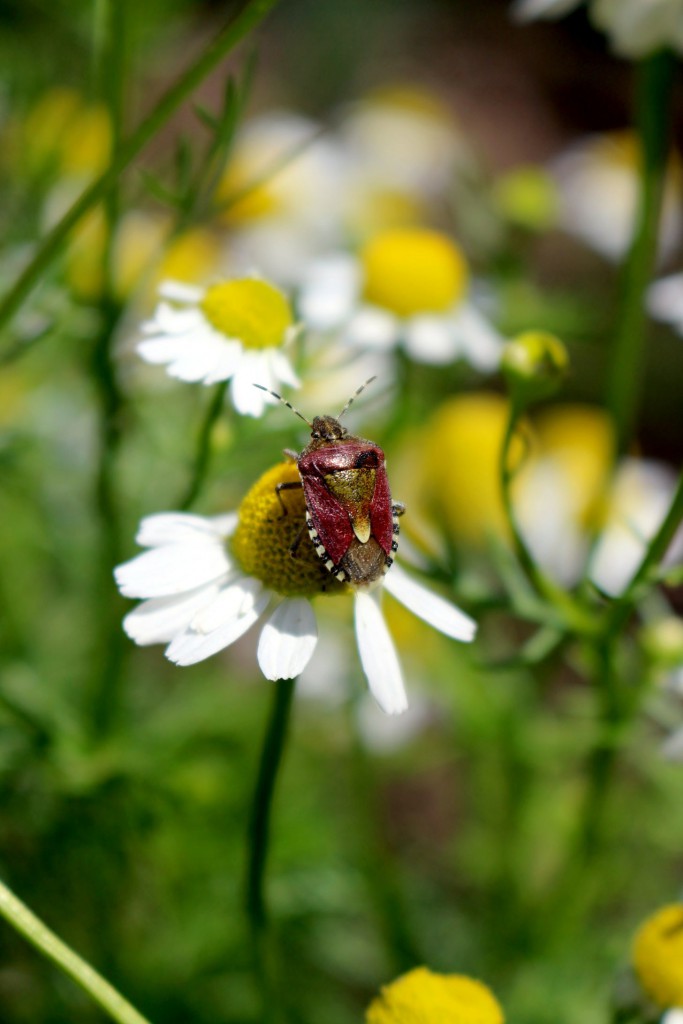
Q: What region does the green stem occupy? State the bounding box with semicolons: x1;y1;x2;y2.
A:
245;678;295;1014
179;380;229;510
0;0;279;348
0;877;152;1024
606;468;683;637
606;51;677;454
499;403;596;636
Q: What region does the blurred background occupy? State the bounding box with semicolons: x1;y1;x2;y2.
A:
1;1;682;1022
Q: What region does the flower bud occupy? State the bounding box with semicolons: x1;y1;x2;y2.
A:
502;330;569;404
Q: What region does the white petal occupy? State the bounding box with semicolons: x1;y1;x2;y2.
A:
403;316;459;364
383;563;476;642
123;584;220;645
136;512;232;548
512;0;583;19
298;254;361;331
345;306;400;350
166;581;270;666
648;272;683;331
143;303;205;334
269;348;301;389
662;1010;683;1024
114;542;230;599
451;303;505;371
230;351;270;416
662;728;683;762
158;280;204;303
257;598;318;680
189;576;262;634
354;590;407;715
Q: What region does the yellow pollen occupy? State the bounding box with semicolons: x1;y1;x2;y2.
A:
632;904;683;1008
361;228;468;317
366;967;505;1024
231;462;347;598
200;279;293;348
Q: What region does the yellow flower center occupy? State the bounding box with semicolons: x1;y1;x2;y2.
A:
633;904;683;1008
366;967;504;1024
200;279;293;348
231;462;347;598
361;228;468;317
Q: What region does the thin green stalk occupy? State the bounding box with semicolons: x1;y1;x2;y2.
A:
245;678;295;1016
179;381;229;510
0;0;279;348
499;403;596;636
606;51;677;454
0;877;152;1024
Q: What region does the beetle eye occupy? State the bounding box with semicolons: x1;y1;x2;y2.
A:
312;431;320;439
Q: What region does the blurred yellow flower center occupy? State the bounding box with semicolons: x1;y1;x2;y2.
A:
361;228;468;317
231;462;347;598
200;279;293;348
366;966;504;1024
632;904;683;1008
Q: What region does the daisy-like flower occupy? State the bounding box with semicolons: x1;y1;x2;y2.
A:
550;132;683;263
513;0;683;57
648;271;683;334
114;461;476;715
298;228;504;371
632;905;683;1010
365;966;505;1024
137;277;300;417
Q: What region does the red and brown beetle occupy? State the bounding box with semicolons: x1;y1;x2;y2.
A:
254;379;404;588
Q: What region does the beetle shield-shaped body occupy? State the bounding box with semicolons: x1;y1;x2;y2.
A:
298;415;400;587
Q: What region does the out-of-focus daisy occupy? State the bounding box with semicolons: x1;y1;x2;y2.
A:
114;462;476;715
12;87;111;181
513;0;683;57
632;905;683;1011
550;132;683;263
365;966;504;1024
298;227;504;370
215;111;347;286
137;277;300;416
648;271;683;333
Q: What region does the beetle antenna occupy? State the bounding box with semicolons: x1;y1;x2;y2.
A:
253;383;313;427
337;376;377;421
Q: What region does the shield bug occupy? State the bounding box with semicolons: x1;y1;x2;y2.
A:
253;379;404;588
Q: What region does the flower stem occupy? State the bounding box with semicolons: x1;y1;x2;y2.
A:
0;877;152;1024
0;0;280;347
179;381;229;510
245;678;296;1014
606;51;677;455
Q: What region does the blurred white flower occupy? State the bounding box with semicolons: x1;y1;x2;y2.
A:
648;271;683;333
513;0;683;57
514;407;683;593
550;132;683;263
115;465;476;715
137;278;300;417
216;111;348;286
298;228;503;370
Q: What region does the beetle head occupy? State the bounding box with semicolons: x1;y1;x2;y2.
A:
311;415;347;441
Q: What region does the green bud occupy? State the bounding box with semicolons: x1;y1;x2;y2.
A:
641;617;683;670
492;166;559;232
502;330;569;404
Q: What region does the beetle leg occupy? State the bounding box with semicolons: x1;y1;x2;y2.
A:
271;480;303;520
288;523;307;559
282;448;299;463
392;501;406;517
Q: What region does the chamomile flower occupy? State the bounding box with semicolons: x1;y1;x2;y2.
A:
550;132;683;263
633;905;683;1009
298;228;504;370
114;462;476;715
137;278;301;417
513;0;683;57
365;966;504;1024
